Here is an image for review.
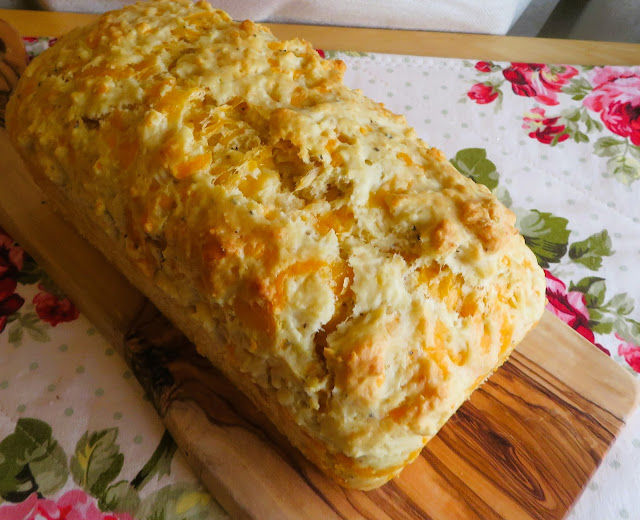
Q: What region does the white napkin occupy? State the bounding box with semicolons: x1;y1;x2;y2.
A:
26;0;531;35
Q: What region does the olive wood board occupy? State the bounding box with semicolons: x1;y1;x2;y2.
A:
2;119;640;520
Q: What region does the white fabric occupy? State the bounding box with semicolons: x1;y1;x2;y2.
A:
23;0;531;35
211;0;531;34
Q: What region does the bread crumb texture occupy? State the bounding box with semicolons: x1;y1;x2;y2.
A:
7;0;545;483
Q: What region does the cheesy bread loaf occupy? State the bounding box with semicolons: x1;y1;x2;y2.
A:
7;0;546;490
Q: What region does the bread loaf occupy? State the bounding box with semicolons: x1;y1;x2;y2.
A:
6;0;546;490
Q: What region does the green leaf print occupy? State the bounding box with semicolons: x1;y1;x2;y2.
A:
0;420;198;517
569;276;607;307
581;111;603;133
131;430;177;491
70;429;124;498
517;210;570;268
562;107;581;123
38;271;68;300
569;230;613;270
590;319;614;335
137;483;220;520
605;155;640;186
594;136;626;157
614;318;640;345
16;255;44;286
450;148;499;191
493;185;512;208
572;131;589;143
8;311;51;345
99;480;141;515
568;276;639;345
0;418;68;501
561;77;592;100
7;321;23;347
606;293;634;316
24;322;50;342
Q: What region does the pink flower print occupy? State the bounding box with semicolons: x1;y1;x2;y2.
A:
544;270;610;355
32;284;79;326
583;66;640;145
0;227;25;332
617;333;640;373
0;490;133;520
474;61;493;73
502;63;578;106
467;83;499;104
522;107;570;145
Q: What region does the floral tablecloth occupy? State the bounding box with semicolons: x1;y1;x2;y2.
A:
1;38;639;520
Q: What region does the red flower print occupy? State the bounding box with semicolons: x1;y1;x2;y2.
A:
474;61;493;73
0;228;25;332
502;63;578;106
33;284;79;326
544;270;610;355
0;280;24;333
467;83;499;104
617;333;640;373
0;490;133;520
589;65;640;87
600;102;640;145
522;107;570;145
0;228;24;280
584;67;640;145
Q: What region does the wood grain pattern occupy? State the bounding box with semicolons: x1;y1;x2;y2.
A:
117;301;637;520
2;9;640;65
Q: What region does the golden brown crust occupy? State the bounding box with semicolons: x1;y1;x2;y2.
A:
7;0;546;489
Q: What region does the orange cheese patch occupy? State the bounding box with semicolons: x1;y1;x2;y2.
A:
174;151;212;179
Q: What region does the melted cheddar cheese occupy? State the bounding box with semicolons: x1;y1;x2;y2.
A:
7;0;546;486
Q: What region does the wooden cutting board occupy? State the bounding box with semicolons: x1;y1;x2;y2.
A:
1;15;639;519
2;126;639;519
